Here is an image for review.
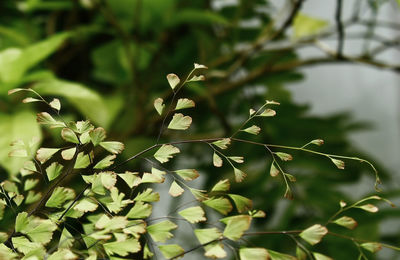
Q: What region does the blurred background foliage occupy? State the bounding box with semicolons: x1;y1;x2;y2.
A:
0;0;399;259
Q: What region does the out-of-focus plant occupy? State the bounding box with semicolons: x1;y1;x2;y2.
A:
1;65;398;259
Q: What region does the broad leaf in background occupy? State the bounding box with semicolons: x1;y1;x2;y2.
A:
293;13;328;39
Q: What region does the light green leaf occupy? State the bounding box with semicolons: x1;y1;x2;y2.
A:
189;187;208;201
242;125;261;135
24;179;39;191
100;171;117;190
58;228;73;249
188;75;205;82
159;244;184;259
228;156;244;163
90;127;106;146
46;162;64;181
361;242;382;253
104;238;141;257
169;181;184;197
36;148;59;163
49;98;61;111
268;249;297;260
142;168;166;184
221;215;251;241
15;212;30;232
313;252;333;260
357;204;379;213
154;144;180;163
36;112;65;128
213;152;223;167
47;249;77;260
61;147;76;160
95;215;128;230
203;197;232;215
175;168;199;181
94;155;116;169
154;98;165;115
12;236;43;255
34;79;112;127
61;128;80;144
74;198;98;213
310;139;324;146
194;63;208;69
195;228;223;257
147;220;177;242
270;163;280;177
127;201;152;219
240;248;270;260
275;152;293;161
134;188;160;202
74;152;90;169
333;216;358;229
23;218;57;244
204;243;227;259
175;98;195;110
0;244;18;259
211;179;230;192
228;194;253;213
144;244;154;259
293;13;329;39
8;148;28;158
168;113;192;130
178;206;206;223
166;73;180;90
100;141;125;154
46;187;75;208
233;167;247;182
300;224;328;245
212;138;231;149
22;97;41;103
330;158;345;169
25;191;41;204
123;220;146;237
259;109;276;117
118;171;141;188
106;187;132;213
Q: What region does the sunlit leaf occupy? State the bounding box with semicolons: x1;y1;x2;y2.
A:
49;98;61;111
268;249;297;260
228;156;244;163
259;109;276;117
118;171;141;188
293;13;329;39
134;188;160;202
242;125;261;135
313;252;333;260
47;249;77;260
74;198;98;213
175;98;195;110
330;158;345;169
12;236;43;255
270;163;280;177
144;244;154;259
357;204;379;213
233;167;246;182
94;155;116;169
211;179;230;192
46;162;64;181
228;194;253;213
127;201;152;219
61;147;76;160
61;128;80;144
36;112;65;128
106;187;132;213
142;168;166;184
147;220;177;242
154;98;165;115
300;224;328;245
212;138;231;149
100;171;117;190
100;141;125;154
25;191;41;204
167;73;180;90
22;97;41;103
104;238;141;257
46;187;75;208
36;148;59;163
333;216;357;229
213;152;223;167
175;168;199;181
240;248;269;260
310;139;324;146
361;242;382;253
203;197;232;215
168;113;192;130
169;181;184;197
221;215;251;241
159;244;184;259
59;228;73;249
154;144;180;163
178;206;206;223
194;63;208;69
89;127;106;146
95;215;128;230
24;179;39;191
275;152;293;161
74;152;90;169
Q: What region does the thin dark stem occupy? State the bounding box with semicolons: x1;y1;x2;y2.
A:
336;0;345;58
58;183;90;221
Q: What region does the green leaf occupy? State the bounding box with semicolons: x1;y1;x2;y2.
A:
94;155;116;169
166;73;180;90
46;187;75;208
357;204;379;213
118;171;141;188
61;147;76;160
188;75;205;82
106;187;132;213
213;152;223;167
147;220;177;242
293;13;329;39
25;191;41;204
104;238;141;257
212;138;231;149
233;167;247;182
158;244;184;259
36;148;60;163
95;215;128;230
175;98;195;110
127;201;152;219
20;217;57;244
228;156;244;163
240;248;270;260
178;206;206;223
47;249;77;260
22;97;41;103
142;168;166;184
100;171;117;190
36;112;65;128
154;97;165;115
270;163;280;177
15;212;30;232
100;141;125;154
194;228;225;258
361;242;382;253
49;98;61;111
330;158;345;169
58;228;73;249
204;243;227;259
154;144;180;163
221;215;251;241
189;187;208;201
134;188;160;202
61;128;80;144
228;194;253;213
242;125;261;135
74;198;98;213
175;169;199;181
300;224;328;245
313;252;333;260
12;236;43;255
90;127;106;146
310;139;324;146
259;108;276;117
211;179;230;192
203;197;232;215
168;113;192;130
0;244;18;259
46;162;64;181
275;152;293;161
268;249;297;260
144;244;154;259
169;181;184;197
24;179;39;191
74;152;90;169
333;216;358;229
